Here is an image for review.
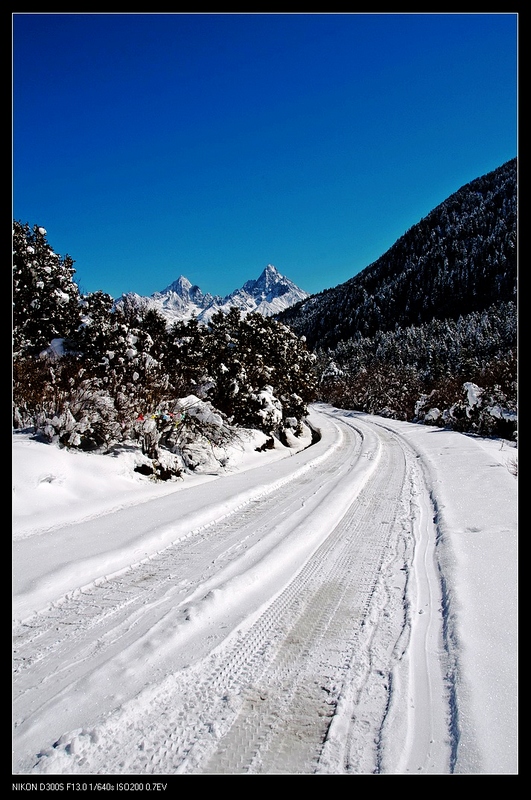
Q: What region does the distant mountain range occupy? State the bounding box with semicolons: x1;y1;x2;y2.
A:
118;264;309;325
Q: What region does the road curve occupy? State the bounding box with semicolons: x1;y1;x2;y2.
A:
13;407;451;775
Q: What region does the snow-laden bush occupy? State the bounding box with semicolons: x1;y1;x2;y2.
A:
200;308;318;434
37;385;121;451
415;378;517;438
252;386;283;431
130;395;239;478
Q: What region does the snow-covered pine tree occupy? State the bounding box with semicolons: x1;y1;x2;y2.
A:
82;295;175;443
13;221;89;435
13;221;81;357
74;289;116;363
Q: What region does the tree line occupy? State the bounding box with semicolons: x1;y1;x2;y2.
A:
13;221;318;477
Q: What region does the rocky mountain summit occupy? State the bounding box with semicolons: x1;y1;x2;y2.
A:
129;264;309;324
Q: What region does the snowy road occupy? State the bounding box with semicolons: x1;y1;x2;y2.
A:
13;408;468;774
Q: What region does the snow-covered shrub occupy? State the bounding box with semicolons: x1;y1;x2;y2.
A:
252;386;283;432
13;348;119;449
37;384;120;451
129;396;238;477
415;374;517;438
200;308;318;433
168;396;237;472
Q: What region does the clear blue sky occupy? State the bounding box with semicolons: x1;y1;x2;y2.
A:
13;12;517;300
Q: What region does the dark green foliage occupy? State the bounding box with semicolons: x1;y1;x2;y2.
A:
200;309;318;432
278;159;517;350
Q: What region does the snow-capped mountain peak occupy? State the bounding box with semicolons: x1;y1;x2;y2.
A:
221;264;308;319
123;265;309;325
161;275;192;295
243;264;284;295
144;275;219;321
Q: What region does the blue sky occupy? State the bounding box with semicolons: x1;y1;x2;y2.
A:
13;12;517;300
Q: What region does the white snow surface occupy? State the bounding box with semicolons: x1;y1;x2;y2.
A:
12;405;517;776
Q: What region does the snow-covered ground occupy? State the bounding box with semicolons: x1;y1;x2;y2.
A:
12;405;518;776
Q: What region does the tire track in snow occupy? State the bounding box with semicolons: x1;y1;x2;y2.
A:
319;409;451;774
33;418;411;775
199;421;407;774
14;411;451;775
13;418;370;773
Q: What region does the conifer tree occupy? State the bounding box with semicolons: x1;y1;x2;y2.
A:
13;221;81;357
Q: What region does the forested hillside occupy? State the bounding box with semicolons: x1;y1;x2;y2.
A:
278;158;516;348
277;158;517;437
